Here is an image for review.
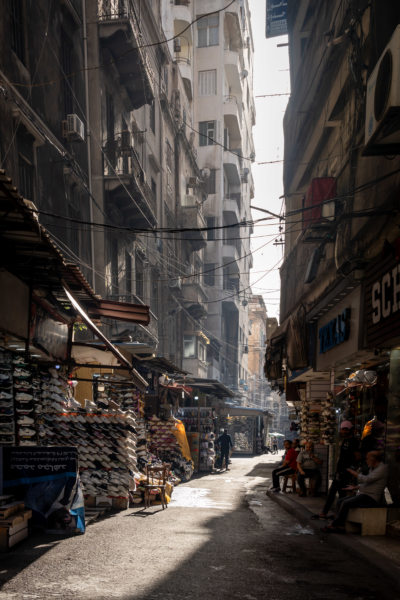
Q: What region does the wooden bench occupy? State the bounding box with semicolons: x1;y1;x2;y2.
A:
345;507;387;536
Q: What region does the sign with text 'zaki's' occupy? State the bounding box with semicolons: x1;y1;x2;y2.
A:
318;308;351;354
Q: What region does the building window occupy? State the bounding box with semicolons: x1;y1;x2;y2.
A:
204;263;215;286
205;169;216;194
198;70;217;95
206;216;216;240
111;238;119;296
125;251;132;299
135;252;144;299
199;121;216;146
10;0;25;64
61;29;74;116
197;14;219;47
150;102;156;133
183;335;196;358
198;342;207;362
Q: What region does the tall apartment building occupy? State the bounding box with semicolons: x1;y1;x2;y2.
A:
247;294;269;408
187;0;256;397
0;0;256;396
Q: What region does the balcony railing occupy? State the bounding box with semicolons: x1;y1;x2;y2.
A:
97;0;155;109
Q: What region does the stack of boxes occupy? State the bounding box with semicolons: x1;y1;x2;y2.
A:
0;495;32;551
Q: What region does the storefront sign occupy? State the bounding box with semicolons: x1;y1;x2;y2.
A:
318;308;351;354
371;263;400;324
0;446;85;533
364;254;400;347
266;0;288;38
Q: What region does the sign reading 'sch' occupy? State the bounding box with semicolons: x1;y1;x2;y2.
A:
371;265;400;324
319;308;351;354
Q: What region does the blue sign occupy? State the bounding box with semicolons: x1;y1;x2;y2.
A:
319;308;351;354
266;0;288;38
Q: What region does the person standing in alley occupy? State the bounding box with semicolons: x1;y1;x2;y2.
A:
315;420;360;519
272;436;278;454
217;429;233;471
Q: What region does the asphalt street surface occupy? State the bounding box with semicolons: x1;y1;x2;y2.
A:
0;454;397;600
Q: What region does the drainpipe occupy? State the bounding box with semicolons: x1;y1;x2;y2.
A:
82;0;95;291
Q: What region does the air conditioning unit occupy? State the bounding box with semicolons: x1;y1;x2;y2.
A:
173;37;182;53
62;113;85;142
188;176;199;187
168;277;182;290
364;25;400;155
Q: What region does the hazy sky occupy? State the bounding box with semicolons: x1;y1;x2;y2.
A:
248;0;289;321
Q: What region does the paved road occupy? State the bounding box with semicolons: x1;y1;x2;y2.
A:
0;454;396;599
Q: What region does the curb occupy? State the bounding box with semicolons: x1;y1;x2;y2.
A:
267;490;400;593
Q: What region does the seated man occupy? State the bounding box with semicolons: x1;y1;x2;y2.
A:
322;450;388;533
297;441;322;497
269;439;297;493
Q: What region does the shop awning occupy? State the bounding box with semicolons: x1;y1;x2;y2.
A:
220;406;267;417
87;299;150;326
65;289;148;390
0;170;150;324
178;377;235;398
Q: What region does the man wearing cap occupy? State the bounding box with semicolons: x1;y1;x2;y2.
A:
316;420;361;519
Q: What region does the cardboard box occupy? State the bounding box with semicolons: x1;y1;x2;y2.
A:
112;497;128;510
0;521;29;552
0;509;32;528
0;502;25;519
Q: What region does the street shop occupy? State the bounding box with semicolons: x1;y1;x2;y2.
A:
218;406;268;455
0;172;176;547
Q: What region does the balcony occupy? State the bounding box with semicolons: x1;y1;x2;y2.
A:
222;241;240;262
174;36;193;99
224;6;245;53
225;192;241;211
223;150;241;185
181;280;208;319
224;95;242;129
173;3;192;31
180;195;207;251
97;0;155;109
221;283;240;312
224;49;242;94
103;134;157;227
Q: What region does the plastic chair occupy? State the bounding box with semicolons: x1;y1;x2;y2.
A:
144;464;170;509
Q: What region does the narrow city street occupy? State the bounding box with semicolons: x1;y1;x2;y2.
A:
0;454;396;600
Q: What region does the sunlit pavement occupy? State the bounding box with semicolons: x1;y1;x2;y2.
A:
0;454;396;600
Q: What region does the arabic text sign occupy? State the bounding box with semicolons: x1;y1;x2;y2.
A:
266;0;288;38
